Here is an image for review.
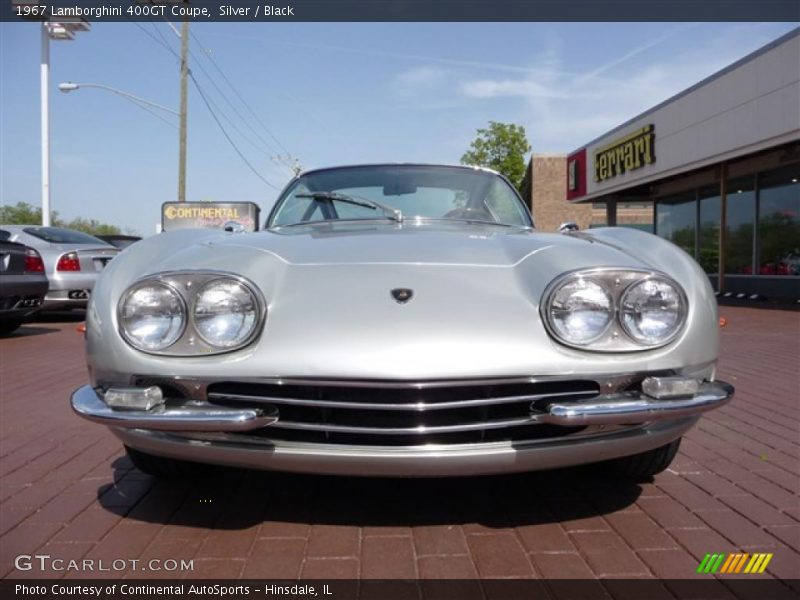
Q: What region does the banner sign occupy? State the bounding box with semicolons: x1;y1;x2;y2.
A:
5;0;799;22
161;202;260;232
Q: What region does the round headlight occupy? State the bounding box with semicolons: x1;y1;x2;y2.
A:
120;282;185;351
548;278;613;345
620;278;685;345
193;279;260;348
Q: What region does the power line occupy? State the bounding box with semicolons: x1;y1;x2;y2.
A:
128;19;285;188
156;19;291;167
149;18;178;60
126;97;179;129
187;47;280;157
189;30;296;160
128;18;178;60
188;72;280;191
132;20;276;157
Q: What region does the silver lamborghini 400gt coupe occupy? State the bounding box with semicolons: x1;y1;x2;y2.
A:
72;164;733;479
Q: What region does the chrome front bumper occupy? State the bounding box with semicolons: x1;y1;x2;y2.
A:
71;380;733;432
72;379;734;476
110;417;699;477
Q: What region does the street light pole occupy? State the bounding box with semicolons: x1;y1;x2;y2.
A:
40;22;51;226
58;82;179;115
37;18;89;226
178;17;189;202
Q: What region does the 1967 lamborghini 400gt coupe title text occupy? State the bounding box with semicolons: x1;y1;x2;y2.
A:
72;164;733;479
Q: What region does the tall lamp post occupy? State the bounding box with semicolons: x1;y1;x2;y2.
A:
40;20;89;226
58;82;179;117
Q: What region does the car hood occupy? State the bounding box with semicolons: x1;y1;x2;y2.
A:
210;221;636;268
89;222;718;380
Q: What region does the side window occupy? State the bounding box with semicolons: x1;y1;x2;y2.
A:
483;179;529;226
272;185;318;225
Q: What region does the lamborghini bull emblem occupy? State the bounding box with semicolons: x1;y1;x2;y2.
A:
391;288;414;303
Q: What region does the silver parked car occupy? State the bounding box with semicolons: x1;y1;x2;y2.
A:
1;226;119;310
72;164;733;479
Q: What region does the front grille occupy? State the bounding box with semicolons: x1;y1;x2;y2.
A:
206;379;602;446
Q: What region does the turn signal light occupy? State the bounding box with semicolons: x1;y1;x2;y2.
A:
24;248;45;273
104;386;164;411
56;252;80;271
642;376;700;399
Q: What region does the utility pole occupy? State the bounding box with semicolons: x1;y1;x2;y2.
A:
177;13;189;202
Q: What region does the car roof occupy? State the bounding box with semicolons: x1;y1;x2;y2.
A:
295;163;504;179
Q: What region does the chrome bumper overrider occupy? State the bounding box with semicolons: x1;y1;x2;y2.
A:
71;385;277;432
71;380;733;432
536;380;734;426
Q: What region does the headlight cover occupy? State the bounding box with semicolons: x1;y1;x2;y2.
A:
620;277;685;345
119;282;186;351
548;279;613;345
542;268;687;352
194;279;259;348
118;272;265;355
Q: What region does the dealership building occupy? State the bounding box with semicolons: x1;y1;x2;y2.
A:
526;28;799;299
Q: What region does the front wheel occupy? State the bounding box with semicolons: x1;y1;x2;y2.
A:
603;438;681;480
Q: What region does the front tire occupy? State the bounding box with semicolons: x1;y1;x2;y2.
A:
125;446;216;478
603;438;681;480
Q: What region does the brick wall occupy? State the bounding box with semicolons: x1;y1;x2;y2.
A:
590;205;654;228
527;155;592;232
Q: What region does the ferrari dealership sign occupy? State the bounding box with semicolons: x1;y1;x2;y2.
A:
594;124;655;183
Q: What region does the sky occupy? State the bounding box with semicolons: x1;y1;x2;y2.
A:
1;21;797;236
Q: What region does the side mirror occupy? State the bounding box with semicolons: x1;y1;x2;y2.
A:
224;221;246;233
559;221;579;233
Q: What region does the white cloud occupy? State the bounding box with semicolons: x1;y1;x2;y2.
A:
451;24;792;152
460;79;573;100
393;66;447;93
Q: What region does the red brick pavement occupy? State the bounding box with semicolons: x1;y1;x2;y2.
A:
0;308;798;583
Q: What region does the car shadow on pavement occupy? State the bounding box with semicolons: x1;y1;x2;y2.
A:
32;310;86;323
0;325;62;338
100;456;642;530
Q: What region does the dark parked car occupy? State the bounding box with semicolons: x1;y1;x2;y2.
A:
0;229;49;335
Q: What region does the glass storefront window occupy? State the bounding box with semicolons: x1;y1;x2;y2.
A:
698;185;720;274
758;165;800;276
656;192;695;257
725;176;755;275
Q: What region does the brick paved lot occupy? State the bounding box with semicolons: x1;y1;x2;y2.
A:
1;307;798;582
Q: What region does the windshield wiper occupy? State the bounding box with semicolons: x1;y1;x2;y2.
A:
296;191;403;223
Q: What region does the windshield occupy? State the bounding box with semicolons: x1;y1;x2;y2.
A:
268;165;533;228
23;227;108;245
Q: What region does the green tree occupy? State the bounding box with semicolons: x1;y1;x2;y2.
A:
460;121;531;191
0;201;124;236
0;202;49;225
61;216;122;236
